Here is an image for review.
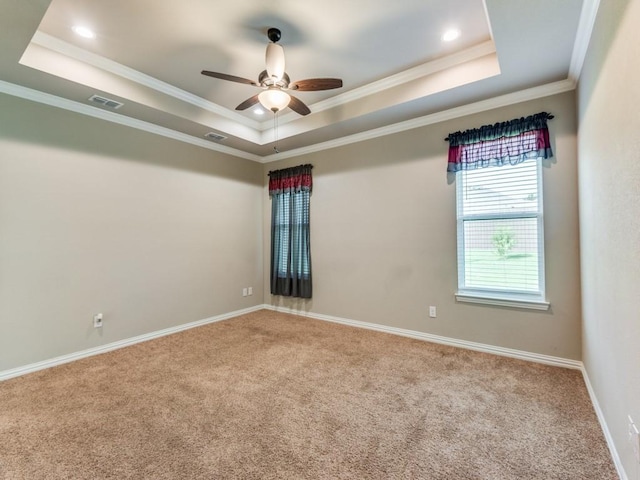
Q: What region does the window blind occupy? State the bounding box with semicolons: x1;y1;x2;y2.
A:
457;157;543;296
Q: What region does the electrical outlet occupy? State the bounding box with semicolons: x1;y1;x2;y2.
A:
242;288;248;297
248;287;253;295
93;313;103;328
429;306;437;318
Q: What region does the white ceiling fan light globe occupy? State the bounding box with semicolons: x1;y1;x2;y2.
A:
258;88;290;112
265;43;285;81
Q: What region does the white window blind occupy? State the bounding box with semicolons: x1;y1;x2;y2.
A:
456;157;545;303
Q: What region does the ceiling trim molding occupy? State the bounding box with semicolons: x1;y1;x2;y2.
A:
0;80;261;162
275;40;497;127
31;32;263;130
31;32;497;135
569;0;601;81
262;78;576;163
0;77;575;165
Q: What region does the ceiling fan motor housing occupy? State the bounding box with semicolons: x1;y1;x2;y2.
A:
258;70;290;88
265;43;285;80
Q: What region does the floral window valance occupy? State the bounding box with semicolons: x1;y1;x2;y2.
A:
268;164;313;196
445;112;554;172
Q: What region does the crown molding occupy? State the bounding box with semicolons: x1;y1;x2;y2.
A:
261;78;576;163
31;32;497;135
31;31;262;130
0;80;261;162
569;0;601;81
1;77;575;165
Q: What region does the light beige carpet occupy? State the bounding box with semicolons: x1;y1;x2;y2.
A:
0;310;617;479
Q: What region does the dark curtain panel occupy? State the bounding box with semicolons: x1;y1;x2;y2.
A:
269;164;313;298
446;112;554;172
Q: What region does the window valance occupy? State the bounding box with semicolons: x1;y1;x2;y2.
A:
446;112;554;172
268;164;313;196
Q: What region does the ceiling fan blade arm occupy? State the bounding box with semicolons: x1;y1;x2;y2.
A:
235;94;261;111
288;95;311;116
289;78;343;91
201;71;258;86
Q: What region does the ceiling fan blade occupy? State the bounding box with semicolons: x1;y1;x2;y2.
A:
235;94;261;111
201;71;258;86
288;95;311;116
289;78;343;91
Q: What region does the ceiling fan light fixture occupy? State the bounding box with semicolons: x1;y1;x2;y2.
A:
258;88;290;113
265;43;285;80
201;27;341;117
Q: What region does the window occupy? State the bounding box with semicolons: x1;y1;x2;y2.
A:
271;189;311;278
456;157;546;308
446;112;553;310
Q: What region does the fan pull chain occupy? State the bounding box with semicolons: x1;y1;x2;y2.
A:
273;111;280;153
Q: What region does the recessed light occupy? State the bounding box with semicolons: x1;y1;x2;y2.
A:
442;28;460;42
254;108;265;115
72;25;96;39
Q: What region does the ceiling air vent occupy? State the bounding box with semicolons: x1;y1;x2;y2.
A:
88;94;124;109
204;132;227;142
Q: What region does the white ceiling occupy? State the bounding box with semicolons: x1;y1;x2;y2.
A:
0;0;594;162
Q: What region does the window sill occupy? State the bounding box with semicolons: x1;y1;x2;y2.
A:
455;292;550;311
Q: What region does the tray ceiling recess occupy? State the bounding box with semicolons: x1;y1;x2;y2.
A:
1;0;594;162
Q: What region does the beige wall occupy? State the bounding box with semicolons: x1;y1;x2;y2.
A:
264;91;582;360
0;94;264;371
578;0;640;477
1;89;583;374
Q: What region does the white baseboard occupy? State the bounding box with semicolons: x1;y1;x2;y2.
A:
581;367;628;480
0;305;263;382
263;304;582;369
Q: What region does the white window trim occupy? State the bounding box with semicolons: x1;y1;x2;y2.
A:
455;292;550;310
455;158;549;310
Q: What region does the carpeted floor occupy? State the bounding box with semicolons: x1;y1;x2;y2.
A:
0;310;618;479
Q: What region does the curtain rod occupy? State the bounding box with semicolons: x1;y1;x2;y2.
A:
444;112;554;141
268;164;313;176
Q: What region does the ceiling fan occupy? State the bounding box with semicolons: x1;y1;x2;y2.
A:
201;28;343;116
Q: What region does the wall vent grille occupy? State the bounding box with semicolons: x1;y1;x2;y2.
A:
204;132;227;142
88;95;124;109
